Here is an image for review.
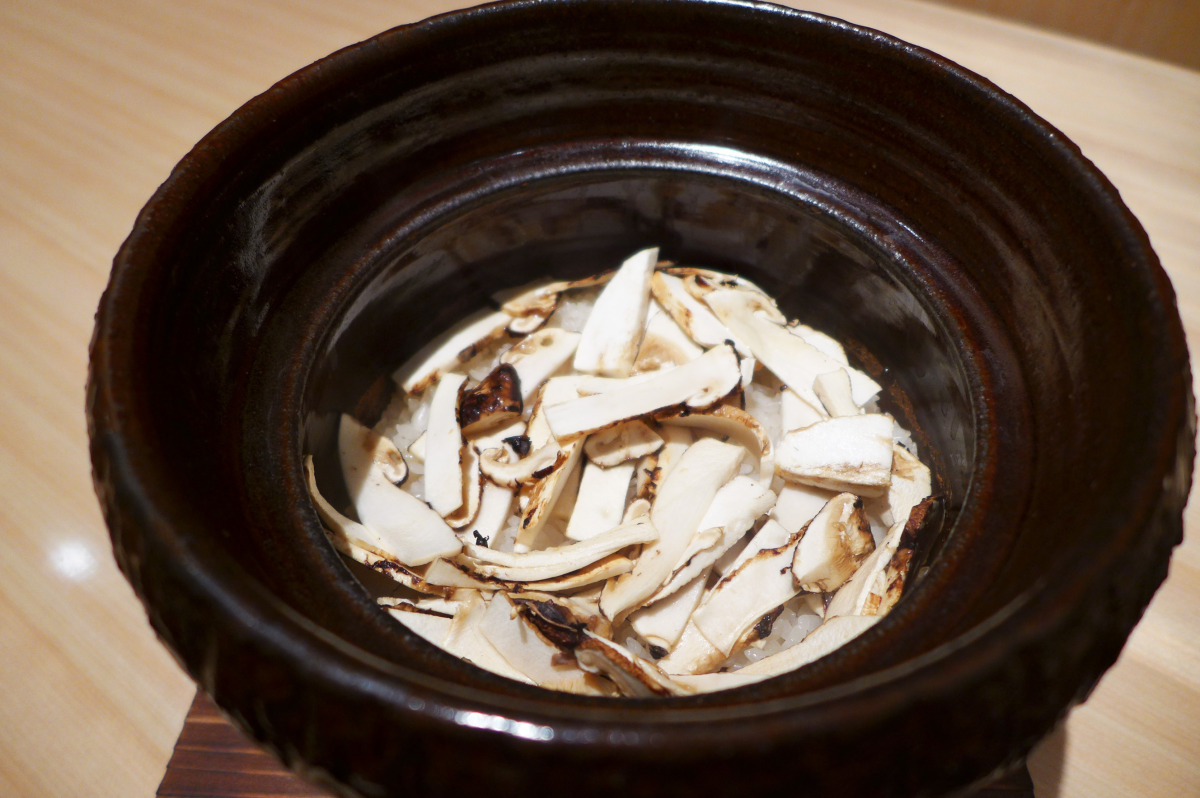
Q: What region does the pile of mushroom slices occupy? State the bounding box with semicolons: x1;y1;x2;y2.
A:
306;247;939;697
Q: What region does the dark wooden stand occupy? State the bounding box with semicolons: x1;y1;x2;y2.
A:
159;691;1035;797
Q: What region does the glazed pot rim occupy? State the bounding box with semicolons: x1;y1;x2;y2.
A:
89;0;1192;752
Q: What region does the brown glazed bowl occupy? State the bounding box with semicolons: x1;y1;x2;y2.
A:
88;1;1193;796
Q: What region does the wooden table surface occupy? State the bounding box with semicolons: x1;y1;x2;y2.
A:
2;1;1196;796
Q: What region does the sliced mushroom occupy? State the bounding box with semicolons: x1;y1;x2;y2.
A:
441;592;536;685
565;459;636;541
458;364;523;436
582;420;664;467
780;385;826;431
703;287;880;408
478;443;563;488
813;368;859;417
864;443;933;529
424;372;468;517
407;432;427;464
514;440;583;550
574;631;688;697
630;571;710;652
458;515;656;582
718;517;793;577
634;303;704;372
648;475;777;603
771;482;838;534
650;270;746;353
670;671;769;694
382;601;455;646
671;268;787;325
478;593;601;694
393;308;514;395
499;328;582;403
425;552;636;593
573;247;657;377
735;615;880;677
658;403;774;482
690;527;805;657
657;618;728;675
333;420;463;566
599;438;745;621
544;343;741;441
339;414;408;487
444;444;483;531
776;414;895;496
789;322;850;365
791;493;875;593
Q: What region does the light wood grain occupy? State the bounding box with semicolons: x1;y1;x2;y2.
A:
0;1;1195;797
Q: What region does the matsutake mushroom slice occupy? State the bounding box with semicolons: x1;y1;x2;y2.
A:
544;343;741;440
599;438;745;621
499;327;582;403
381;600;455;646
734;615;881;678
565;459;637;541
478;593;601;694
813;368;859;418
574;631;689;697
703;286;880;409
458;364;523;436
670;267;787;325
650;270;746;353
657;618;728;675
305;457;452;597
457;516;657;582
573;247;657;377
648;475;777;604
827;496;936;619
333;421;462;567
477;443;563;488
777;414;895;497
780;385;826;431
634;304;704;372
393;308;514;395
771;483;838;535
658;404;774;482
791;493;875;593
690;527;806;658
427;552;636;593
339;414;408;487
441;592;535;684
630;571;709;652
424;372;468;517
444;445;483;532
582;420;664;467
865;444;933;529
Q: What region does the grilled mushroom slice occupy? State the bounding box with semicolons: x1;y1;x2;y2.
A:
813;368;859;417
573;247;657;377
334;418;462;566
477;443;563;488
441;592;535;684
565;459;637;541
381;600;455;646
702;287;880;409
478;593;601;694
865;443;933;529
458;364;523;436
650;270;746;353
574;632;688;697
791;493;875;593
457;516;657;582
776;414;895;496
734;615;880;678
634;303;704;372
544;343;741;440
599;438;745;621
393;308;514;395
424;372;468;517
658;404;774;482
582;420;664;467
630;571;709;652
499;328;582;403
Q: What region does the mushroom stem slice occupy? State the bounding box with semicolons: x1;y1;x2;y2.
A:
630;571;710;651
649;475;777;603
334;420;463;566
599;438;745;621
565;460;636;541
574;631;689;697
424;373;468;517
458;364;523;436
634;304;705;372
383;602;455;646
459;515;656;581
514;439;584;550
776;414;895;496
780;386;826;431
478;443;563;489
444;445;484;531
658;404;774;483
393;308;514;395
813;368;859;418
702;287;880;408
442;593;536;685
791;493;875;593
582;420;664;467
479;593;601;694
544;343;741;441
650;271;748;353
573;247;657;377
864;444;933;529
499;328;582;403
657;619;728;675
735;615;881;678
